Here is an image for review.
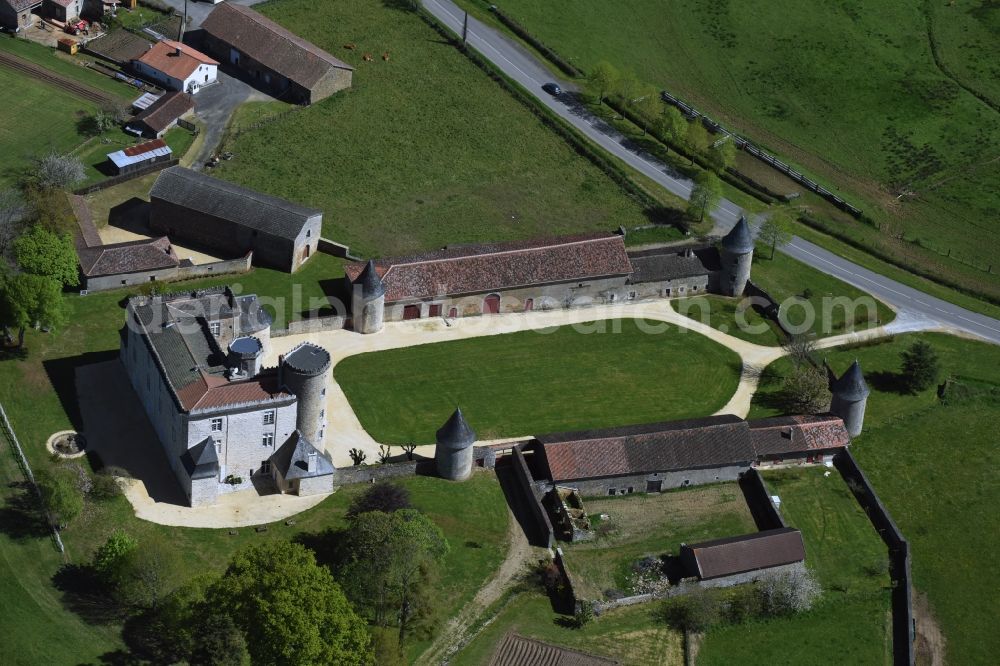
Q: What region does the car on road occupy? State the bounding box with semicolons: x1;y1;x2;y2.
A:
542;82;562;96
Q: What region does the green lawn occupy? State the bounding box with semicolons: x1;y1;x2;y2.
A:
73;126;198;186
462;0;1000;300
675;295;783;347
335;318;742;443
0;36;134;100
748;331;1000;663
211;0;654;257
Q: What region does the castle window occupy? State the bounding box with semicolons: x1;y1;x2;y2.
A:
209;322;221;336
262;433;274;447
608;488;616;496
211;418;223;432
263;410;275;425
628;291;637;300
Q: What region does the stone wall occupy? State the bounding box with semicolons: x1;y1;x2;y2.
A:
739;468;786;530
310;66;353;104
297;473;335;496
273;315;349;338
512;446;555;548
333;459;434;486
568;464;749;498
83;252;253;293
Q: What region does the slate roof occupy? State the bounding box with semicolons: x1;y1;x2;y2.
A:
130;91;194;134
627;244;720;283
181;437;219;480
150;166;321;241
488;633;619;666
682;527;806;580
539;415;754;482
282;342;331;375
343;234;633;302
78;236;179;277
201;3;352;89
721;216;755;254
128;288;289;413
748;414;850;456
135;40;217;80
270;431;334;480
436;408;477;449
354;259;385;298
829;360;870;401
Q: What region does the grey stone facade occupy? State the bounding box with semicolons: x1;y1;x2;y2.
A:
351;260;386;334
562;465;748;498
279;342;331;444
828;360;870;437
434;409;476;481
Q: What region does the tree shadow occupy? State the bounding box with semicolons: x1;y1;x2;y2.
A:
52;563;128;625
294;527;348;570
867;370;909;394
382;0;419;11
0;481;50;540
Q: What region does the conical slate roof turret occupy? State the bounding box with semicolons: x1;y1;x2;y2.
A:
830;360;870;401
355;259;385;299
436;408;476;449
721;216;755;254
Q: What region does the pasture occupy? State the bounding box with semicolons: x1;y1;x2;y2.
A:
464;0;1000;300
211;0;654;257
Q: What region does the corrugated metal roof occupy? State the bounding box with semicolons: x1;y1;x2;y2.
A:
132;92;162;111
107;139;172;168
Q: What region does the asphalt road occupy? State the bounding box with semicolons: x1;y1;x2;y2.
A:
423;0;1000;345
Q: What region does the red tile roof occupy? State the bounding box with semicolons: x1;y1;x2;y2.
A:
682;528;806;579
345;234;633;302
748;414;850;457
136;40;218;80
175;371;292;412
78;236;179;277
122;138;167;157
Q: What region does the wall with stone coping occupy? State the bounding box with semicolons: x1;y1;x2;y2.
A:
333;459;434;486
567;464;749;499
739;468;786;530
512;446;555;548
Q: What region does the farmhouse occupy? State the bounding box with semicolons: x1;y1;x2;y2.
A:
126;91;194;138
132;40;218;94
346;219;756;333
679;527;807;580
200;3;353;105
149;166;322;272
0;0;39;30
533;413;850;497
120;287;334;506
105;138;173;176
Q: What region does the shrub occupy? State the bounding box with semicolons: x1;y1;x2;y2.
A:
661;589;720;632
90;469;124;501
36;467;83;527
573;600;596;628
29;151;86;191
758;568;821;616
93;529;138;582
900;340;940;393
722;585;763;624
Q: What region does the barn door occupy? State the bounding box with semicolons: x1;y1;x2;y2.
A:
483;294;500;314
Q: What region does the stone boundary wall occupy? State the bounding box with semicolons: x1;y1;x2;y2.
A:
554;547;579;611
512;446;555;548
744;280;794;339
73;158;179;196
333;459;435;486
833;449;914;666
317;237;361;261
175;252;252;280
273;315;349;338
739;468;786;530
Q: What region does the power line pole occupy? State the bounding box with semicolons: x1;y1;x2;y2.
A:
179;0;187;41
462;11;468;44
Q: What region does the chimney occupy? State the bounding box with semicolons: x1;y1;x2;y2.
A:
174;47;181;56
307;452;317;472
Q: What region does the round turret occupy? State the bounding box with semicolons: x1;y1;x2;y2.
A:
435;408;476;481
829;359;869;437
352;260;386;334
280;342;332;445
719;216;754;296
227;335;263;378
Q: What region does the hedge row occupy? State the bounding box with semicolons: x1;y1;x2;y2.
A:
487;6;584;78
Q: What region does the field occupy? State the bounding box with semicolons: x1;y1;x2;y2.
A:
461;0;1000;301
334;318;742;443
73;126;198;187
211;0;655;258
749;332;1000;663
563;484;755;600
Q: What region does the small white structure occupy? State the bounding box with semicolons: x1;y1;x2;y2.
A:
132;39;218;94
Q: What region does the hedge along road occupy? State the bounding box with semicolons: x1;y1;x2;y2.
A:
421;0;1000;345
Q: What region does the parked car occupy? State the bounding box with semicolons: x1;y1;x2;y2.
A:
542;82;562;96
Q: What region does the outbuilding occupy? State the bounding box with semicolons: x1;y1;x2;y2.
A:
0;0;41;31
126;91;194;138
132;40;218;94
105;138;173;175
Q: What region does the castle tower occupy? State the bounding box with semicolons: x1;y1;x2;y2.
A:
435;408;476;481
280;342;332;446
719;216;755;296
829;359;870;437
227;336;263;379
352;260;386;334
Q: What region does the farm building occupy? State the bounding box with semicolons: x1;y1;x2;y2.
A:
77;236;183;291
679;527;806;580
132;40;218;94
532;414;850;497
0;0;40;30
126;91;194;138
149;166;322;272
199;3;353;104
105;138;173;175
345;221;756;333
45;0;80;23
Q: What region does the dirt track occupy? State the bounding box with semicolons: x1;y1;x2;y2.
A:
0;50;117;107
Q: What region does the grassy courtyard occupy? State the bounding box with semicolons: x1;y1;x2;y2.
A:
461;0;1000;301
211;0;655;257
335;318;742;443
749;331;1000;663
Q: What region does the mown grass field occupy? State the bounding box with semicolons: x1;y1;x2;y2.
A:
749;332;1000;663
464;0;1000;300
211;0;653;257
335;318;742;443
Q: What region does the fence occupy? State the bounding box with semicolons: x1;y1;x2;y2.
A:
73;158;179;195
833;449;914;666
660;91;864;218
0;403;65;557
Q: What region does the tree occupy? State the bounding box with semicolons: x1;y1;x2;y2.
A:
900;340;940;393
14;225;79;286
93;529;139;583
346;482;413;518
0;188;26;261
656;106;687;145
22;186;76;235
190;612;251;666
338;509;449;645
758;568;821;616
206;541;372;666
685;120;709;159
0;272;67;347
686;171;722;223
633;85;661;135
349;448;368;465
707;137;737;172
30;151;86;190
779;365;831;413
36;467;83;527
759;215;792;259
781;334;817;369
117;536;182;609
615;69;642;116
586;61;619;104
